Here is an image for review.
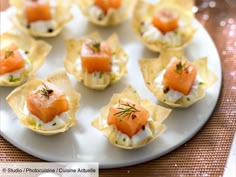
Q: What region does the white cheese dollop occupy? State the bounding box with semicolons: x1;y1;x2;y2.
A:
115;120;154;147
88;3;125;21
75;55;122;85
25;0;57;33
154;69;201;103
23;103;71;131
0;49;31;81
141;21;184;46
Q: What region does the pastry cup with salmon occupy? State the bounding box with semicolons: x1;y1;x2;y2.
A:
10;0;73;37
0;30;51;87
91;86;171;149
6;70;81;136
139;54;218;108
132;0;197;52
78;0;136;26
64;33;128;90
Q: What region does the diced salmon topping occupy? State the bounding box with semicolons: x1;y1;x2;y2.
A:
27;82;69;123
107;98;149;138
152;8;179;34
94;0;122;14
0;43;25;75
162;57;197;95
81;40;112;73
24;0;52;23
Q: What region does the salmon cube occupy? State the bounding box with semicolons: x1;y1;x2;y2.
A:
162;57;197;95
94;0;122;14
107;98;149;138
81;41;112;73
25;0;52;23
27;82;69;123
0;44;25;75
152;8;179;34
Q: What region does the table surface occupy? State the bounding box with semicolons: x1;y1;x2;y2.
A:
0;0;236;176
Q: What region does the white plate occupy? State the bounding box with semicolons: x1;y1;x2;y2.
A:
0;5;222;169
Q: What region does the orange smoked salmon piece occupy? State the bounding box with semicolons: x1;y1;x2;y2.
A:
162;57;197;95
25;0;52;23
81;41;112;73
107;98;149;138
94;0;122;14
152;8;179;34
0;44;25;75
27;82;69;123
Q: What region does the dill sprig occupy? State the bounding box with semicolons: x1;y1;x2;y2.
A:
3;50;14;60
40;83;53;99
175;60;186;74
113;103;140;120
91;42;101;53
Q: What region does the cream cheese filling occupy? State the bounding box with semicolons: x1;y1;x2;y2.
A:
141;20;185;46
154;69;201;103
0;49;31;82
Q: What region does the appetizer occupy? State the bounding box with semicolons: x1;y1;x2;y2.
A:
139;54;218;107
10;0;73;37
6;70;80;135
91;86;171;149
0;30;51;86
78;0;136;26
132;0;196;52
64;32;128;90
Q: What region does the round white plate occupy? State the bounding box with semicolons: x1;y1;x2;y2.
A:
0;4;221;169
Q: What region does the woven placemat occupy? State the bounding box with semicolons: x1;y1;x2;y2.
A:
1;0;236;176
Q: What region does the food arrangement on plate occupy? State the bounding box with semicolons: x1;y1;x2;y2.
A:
0;0;221;165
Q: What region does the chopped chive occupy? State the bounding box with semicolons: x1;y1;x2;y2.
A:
8;75;20;82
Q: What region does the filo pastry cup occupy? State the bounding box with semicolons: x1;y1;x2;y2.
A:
91;85;171;149
64;32;128;90
0;29;51;86
132;0;196;52
78;0;137;26
6;70;81;136
10;0;73;37
139;53;218;108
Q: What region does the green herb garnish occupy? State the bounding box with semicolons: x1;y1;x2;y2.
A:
3;50;14;60
8;75;20;82
113;102;140;120
91;42;101;53
40;83;53;99
199;82;204;85
175;60;186;74
99;72;104;79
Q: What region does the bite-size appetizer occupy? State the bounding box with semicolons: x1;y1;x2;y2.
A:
10;0;73;37
6;70;81;135
64;33;128;90
0;30;51;86
139;55;218;107
78;0;136;26
91;86;171;149
133;0;196;52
